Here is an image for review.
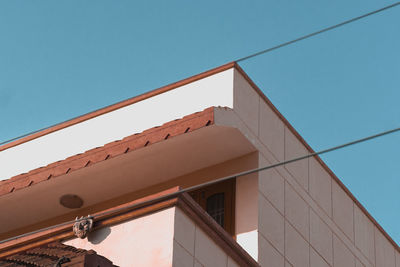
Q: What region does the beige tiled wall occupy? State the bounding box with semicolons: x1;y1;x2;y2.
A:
232;69;399;267
259;192;285;255
285;221;310;266
310;246;330;267
310;209;333;265
259;100;285;162
309;158;332;217
354;205;376;264
374;227;396;267
173;208;239;267
332;180;354;242
284;129;309;192
333;234;356;267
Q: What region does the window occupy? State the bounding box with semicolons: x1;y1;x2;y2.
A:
189;179;235;236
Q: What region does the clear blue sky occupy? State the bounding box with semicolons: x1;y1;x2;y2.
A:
1;1;399;244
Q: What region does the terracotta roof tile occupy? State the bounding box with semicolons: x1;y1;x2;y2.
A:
0;107;215;198
0;242;115;266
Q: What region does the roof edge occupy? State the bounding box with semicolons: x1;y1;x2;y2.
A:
0;62;235;152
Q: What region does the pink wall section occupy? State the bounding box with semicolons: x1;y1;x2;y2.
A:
63;206;242;267
64;208;176;267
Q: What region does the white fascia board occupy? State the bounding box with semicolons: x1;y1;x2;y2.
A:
0;68;234;180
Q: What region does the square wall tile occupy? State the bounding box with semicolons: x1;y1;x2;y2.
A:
310;210;333;265
259;194;285;254
194;227;227;267
332;181;354;242
285;222;310;267
174;208;195;255
375;227;396;267
259;100;284;162
285;183;310;241
259;155;284;214
333;234;355;267
233;69;260;136
284;129;309;191
258;234;284;267
355;259;365;267
173;240;194;267
309;158;332;217
310;247;330;267
354;206;375;265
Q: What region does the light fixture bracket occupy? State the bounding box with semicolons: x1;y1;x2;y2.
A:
72;215;93;239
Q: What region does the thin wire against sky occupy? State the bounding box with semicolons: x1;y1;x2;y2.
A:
236;1;400;62
1;2;399;147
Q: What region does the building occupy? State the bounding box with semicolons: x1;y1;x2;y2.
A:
0;62;398;266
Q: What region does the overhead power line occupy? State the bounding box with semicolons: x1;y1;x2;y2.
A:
1;125;400;244
1;2;399;147
237;1;400;62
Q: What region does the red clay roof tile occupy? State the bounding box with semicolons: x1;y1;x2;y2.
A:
0;107;215;198
0;242;115;266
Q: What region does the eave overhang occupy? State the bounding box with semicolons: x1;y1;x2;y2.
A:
0;107;257;237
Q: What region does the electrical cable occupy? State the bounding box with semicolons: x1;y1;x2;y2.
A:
1;2;399;147
1;125;399;244
236;1;400;62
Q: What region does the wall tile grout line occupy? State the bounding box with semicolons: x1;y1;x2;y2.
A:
173;238;195;266
330;175;334;220
258;189;284;218
374;226;377;267
258;96;260;139
193;226;197;267
308;205;311;267
332;228;337;267
258;230;285;259
310;242;332;267
258;192;285;257
353;202;356;246
283;177;286;261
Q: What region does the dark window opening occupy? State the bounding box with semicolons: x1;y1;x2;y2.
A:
189;179;235;236
206;193;225;227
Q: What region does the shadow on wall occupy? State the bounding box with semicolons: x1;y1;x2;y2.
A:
88;226;112;244
235;152;259;235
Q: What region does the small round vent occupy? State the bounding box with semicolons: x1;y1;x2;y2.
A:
59;194;84;209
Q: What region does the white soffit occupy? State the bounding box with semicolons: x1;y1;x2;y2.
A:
0;68;234;180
